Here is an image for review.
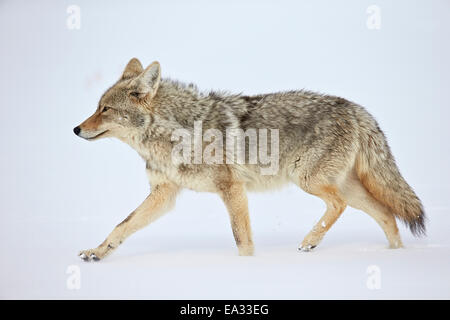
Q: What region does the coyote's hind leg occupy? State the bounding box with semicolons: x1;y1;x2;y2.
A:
342;170;403;248
298;185;347;251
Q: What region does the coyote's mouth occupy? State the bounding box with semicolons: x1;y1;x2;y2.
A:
85;130;109;140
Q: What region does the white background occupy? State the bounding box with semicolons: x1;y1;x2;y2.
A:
0;0;449;299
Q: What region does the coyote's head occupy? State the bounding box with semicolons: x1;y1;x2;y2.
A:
74;58;160;141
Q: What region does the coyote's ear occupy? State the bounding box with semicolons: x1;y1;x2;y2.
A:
129;61;161;99
121;58;143;80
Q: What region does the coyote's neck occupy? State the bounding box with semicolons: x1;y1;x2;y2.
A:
121;79;240;164
151;79;241;130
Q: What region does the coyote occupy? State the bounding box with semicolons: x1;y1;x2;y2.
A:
74;58;425;261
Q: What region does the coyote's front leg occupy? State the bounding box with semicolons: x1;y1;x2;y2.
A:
219;181;254;256
79;182;179;261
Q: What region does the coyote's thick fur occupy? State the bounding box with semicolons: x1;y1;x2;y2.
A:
74;58;425;261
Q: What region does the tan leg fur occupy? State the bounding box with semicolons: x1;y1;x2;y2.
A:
218;181;254;256
79;182;179;261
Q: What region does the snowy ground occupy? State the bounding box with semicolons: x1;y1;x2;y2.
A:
2;186;449;299
1;0;449;299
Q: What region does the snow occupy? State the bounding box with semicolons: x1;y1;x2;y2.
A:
1;189;449;299
1;0;450;299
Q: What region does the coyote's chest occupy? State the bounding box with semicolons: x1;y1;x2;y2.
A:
138;140;218;192
145;161;219;192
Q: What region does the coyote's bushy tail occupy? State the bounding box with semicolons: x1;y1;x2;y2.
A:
355;130;426;236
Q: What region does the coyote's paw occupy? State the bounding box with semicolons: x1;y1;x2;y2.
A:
238;244;254;256
298;231;324;252
388;238;404;249
297;244;317;252
78;248;106;262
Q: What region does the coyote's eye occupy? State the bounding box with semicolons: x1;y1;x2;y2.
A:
102;107;110;113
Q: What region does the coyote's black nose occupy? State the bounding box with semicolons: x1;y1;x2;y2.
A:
73;126;81;136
